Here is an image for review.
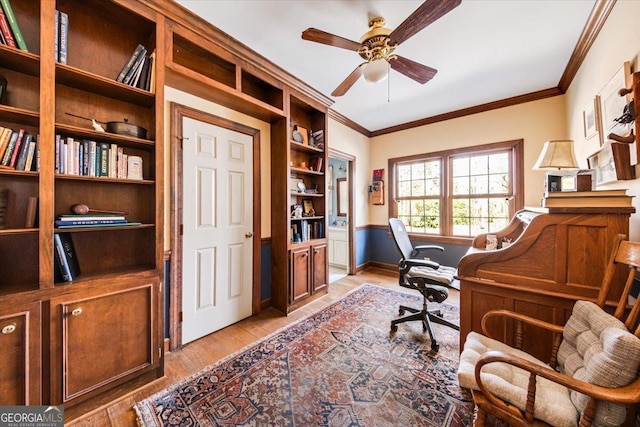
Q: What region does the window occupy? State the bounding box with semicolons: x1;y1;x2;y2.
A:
389;139;524;240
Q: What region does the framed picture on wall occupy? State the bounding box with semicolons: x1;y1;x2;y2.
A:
597;62;631;143
582;97;599;142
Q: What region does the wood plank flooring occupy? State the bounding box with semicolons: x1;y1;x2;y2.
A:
67;268;460;426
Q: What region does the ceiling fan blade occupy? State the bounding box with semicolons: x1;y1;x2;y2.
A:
390;56;437;84
302;28;361;51
389;0;461;46
331;64;366;97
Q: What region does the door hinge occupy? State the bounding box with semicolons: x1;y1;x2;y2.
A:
158;283;162;293
180;224;183;235
158;347;162;359
179;311;183;322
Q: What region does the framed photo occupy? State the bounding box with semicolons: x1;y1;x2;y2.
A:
582;98;599;141
588;145;616;185
597;62;631;143
302;199;314;215
293;125;309;145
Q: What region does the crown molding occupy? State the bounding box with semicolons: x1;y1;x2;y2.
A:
370;87;562;137
558;0;616;92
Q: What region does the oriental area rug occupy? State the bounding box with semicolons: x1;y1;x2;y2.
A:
135;284;475;426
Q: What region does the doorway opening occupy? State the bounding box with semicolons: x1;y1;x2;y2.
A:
328;149;354;282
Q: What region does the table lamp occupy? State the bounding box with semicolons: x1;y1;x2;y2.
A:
533;140;580;192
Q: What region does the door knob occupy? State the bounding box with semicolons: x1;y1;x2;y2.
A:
245;232;253;238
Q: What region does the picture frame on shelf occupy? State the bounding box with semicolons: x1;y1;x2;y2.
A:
293;125;309;145
582;97;599;142
302;199;315;216
597;62;632;145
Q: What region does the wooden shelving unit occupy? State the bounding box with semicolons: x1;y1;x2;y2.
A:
0;0;163;411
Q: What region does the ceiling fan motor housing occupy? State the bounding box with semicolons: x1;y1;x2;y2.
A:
358;17;397;61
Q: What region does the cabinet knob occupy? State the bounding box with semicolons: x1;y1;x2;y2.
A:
245;232;253;238
1;324;16;334
71;308;83;316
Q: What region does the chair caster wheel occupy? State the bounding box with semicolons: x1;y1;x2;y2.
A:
391;324;398;332
431;342;440;352
399;309;405;315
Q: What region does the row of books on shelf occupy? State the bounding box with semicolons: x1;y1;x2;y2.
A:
116;44;156;92
55;135;143;180
291;219;323;242
0;0;27;52
0;127;39;171
541;189;634;208
55;213;140;229
54;232;80;283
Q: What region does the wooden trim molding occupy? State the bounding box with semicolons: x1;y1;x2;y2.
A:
558;0;616;92
168;102;262;351
372;88;561;136
328;109;370;137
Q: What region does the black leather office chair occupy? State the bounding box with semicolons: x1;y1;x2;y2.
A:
388;218;460;351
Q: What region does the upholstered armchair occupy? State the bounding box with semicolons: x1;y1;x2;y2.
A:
457;236;640;427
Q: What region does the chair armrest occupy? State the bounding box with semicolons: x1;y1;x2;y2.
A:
481;310;565;337
481;309;564;366
404;258;440;270
411;245;444;258
475;350;640;424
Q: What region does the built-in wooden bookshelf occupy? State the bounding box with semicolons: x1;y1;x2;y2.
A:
0;0;164;412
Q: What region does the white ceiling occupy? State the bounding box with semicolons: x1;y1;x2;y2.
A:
175;0;596;133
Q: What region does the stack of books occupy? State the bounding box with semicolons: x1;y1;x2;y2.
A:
541;189;634;208
55;213;140;228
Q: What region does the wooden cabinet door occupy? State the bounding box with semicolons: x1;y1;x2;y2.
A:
290;247;310;302
51;282;158;405
311;242;327;293
0;301;40;405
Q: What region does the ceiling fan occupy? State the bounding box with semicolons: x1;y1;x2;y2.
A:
301;0;461;97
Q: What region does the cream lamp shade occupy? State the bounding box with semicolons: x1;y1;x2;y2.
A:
363;58;389;83
533;140;579;170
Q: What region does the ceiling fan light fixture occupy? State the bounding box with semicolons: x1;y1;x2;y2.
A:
364;58;389;83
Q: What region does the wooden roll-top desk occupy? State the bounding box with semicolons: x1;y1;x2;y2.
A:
456;206;635;361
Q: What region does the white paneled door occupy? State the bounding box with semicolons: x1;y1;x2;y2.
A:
181;117;253;345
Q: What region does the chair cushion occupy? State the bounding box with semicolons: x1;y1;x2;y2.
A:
557;300;640;427
408;264;457;285
458;331;579;427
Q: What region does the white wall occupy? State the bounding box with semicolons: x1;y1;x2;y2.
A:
163;86;272;250
368;95;567;226
565;0;640;240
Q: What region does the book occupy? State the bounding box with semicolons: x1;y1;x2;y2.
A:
99;142;109;176
0;187;12;229
23;136;36;171
136;53;151;90
0;0;27;51
148;51;156;93
123;46;147;85
54;232;80;282
543;189;627;198
541;195;634;208
58;10;68;64
55;219;127;227
0;4;16;48
55;222;141;229
0;126;12;160
25;196;37;227
116;44;145;83
8;128;25;168
14;132;31;171
54;10;58;61
58;213;126;221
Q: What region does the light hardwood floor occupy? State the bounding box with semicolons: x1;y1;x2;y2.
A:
67;268;460;426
